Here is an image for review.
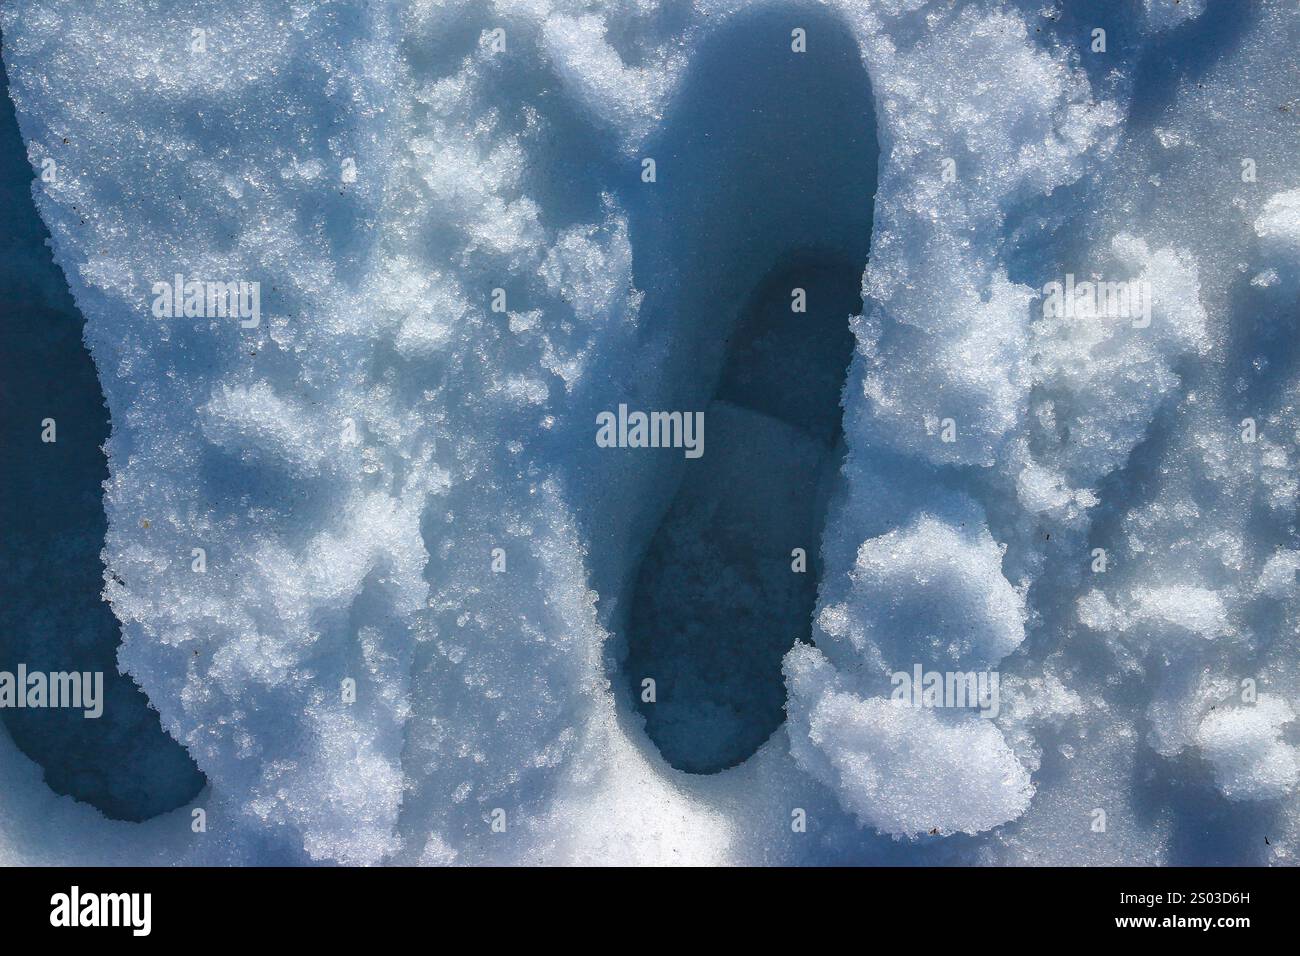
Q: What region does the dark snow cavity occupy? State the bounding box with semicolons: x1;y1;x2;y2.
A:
621;5;879;773
0;42;206;820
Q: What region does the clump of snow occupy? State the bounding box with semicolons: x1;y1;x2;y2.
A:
1195;698;1300;802
1258;549;1300;599
1029;234;1210;495
1255;188;1300;286
1078;584;1231;641
816;510;1026;674
785;644;1034;838
1139;0;1207;35
854;4;1122;467
200;382;329;476
539;13;684;143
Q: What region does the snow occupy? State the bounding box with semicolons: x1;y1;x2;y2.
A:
816;511;1026;673
785;642;1034;838
1195;698;1300;802
1;0;1298;866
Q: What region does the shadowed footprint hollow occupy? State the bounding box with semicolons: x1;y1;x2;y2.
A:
623;5;879;774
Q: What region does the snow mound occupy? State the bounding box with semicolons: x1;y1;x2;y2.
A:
817;512;1026;674
785;644;1034;838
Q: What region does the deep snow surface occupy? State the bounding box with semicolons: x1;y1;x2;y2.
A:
1;0;1299;866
